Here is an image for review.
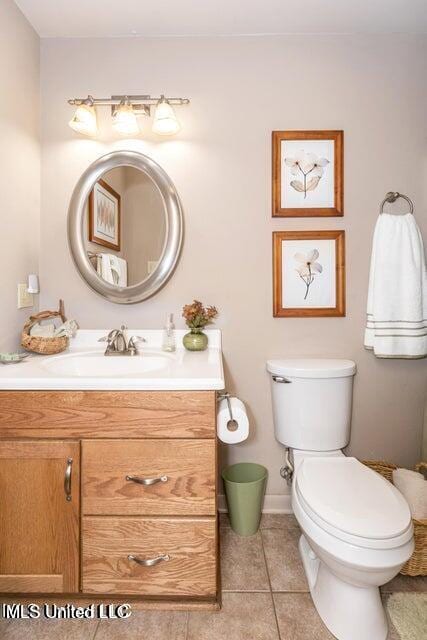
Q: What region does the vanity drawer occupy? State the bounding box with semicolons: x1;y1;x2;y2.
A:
82;439;216;516
82;517;217;596
0;391;216;439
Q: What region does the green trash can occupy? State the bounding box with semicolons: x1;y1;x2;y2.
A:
222;463;267;536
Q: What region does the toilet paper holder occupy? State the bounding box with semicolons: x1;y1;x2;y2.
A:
217;392;238;431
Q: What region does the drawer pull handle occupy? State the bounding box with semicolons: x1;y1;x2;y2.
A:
128;554;170;567
64;457;73;502
126;475;168;486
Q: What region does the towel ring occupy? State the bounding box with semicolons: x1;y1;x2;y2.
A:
380;191;414;215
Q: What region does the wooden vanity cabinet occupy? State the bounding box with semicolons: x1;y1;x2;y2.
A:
0;390;219;609
0;441;80;594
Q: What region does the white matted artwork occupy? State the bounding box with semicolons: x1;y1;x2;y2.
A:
282;238;336;308
273;231;345;317
89;179;121;251
281;140;334;209
272;131;343;217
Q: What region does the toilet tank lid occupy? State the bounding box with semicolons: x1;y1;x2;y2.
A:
267;358;356;379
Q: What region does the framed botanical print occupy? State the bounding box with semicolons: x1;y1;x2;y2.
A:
273;230;345;317
89;179;121;251
272;130;343;217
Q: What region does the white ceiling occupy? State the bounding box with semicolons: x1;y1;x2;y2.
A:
14;0;427;38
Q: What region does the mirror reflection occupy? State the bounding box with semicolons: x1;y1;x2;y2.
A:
84;166;166;287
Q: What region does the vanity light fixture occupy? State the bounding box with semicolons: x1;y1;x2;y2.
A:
112;98;140;136
68;96;98;137
152;96;181;136
67;94;189;137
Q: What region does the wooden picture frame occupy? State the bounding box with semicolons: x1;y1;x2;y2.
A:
89;179;121;251
273;230;345;317
272;130;343;217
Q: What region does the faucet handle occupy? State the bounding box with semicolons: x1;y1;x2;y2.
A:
98;329;119;344
128;335;146;347
127;335;146;355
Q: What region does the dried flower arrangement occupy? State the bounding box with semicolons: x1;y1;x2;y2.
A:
182;300;218;330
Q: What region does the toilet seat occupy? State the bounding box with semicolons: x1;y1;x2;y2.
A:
295;457;412;550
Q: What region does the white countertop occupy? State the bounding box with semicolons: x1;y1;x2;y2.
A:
0;330;225;391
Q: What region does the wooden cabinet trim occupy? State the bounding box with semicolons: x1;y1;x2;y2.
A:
0;391;216;439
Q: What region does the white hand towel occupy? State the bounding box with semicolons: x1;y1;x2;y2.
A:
364;213;427;358
97;253;127;287
109;255;128;287
392;468;427;520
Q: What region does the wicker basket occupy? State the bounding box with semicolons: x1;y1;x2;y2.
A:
21;301;68;355
362;460;427;576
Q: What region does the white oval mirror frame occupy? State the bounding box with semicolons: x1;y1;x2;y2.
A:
68;150;183;304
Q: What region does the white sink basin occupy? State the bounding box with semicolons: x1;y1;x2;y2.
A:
0;330;224;390
40;350;175;378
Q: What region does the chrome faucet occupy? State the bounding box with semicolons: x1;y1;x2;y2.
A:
98;326;146;356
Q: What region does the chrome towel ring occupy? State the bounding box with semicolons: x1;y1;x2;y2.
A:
380;191;414;215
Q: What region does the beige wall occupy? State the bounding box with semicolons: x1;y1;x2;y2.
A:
121;169;165;283
0;0;40;351
40;34;427;499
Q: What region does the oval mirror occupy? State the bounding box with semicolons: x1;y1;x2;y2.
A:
68;151;183;304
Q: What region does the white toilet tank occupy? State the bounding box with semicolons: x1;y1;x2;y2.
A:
267;359;356;451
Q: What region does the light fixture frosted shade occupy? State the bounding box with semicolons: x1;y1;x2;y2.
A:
112;102;140;136
152;99;181;135
69;103;98;136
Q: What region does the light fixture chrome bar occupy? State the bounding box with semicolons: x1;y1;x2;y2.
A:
68;95;190;106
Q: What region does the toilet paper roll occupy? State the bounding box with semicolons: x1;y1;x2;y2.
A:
217;397;249;444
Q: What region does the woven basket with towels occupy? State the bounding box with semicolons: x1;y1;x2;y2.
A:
362;460;427;576
21;300;68;355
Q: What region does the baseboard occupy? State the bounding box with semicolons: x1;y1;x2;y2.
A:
218;493;292;514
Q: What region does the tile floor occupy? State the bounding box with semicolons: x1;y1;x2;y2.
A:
1;514;426;639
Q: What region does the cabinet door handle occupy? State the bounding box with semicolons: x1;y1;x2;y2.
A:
126;475;168;486
128;554;170;567
64;457;73;502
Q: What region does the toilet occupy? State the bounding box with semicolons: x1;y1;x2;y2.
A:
267;358;414;640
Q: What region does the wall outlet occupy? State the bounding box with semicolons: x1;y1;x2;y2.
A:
17;283;34;309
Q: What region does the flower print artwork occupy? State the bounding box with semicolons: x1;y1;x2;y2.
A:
284;151;329;199
272;131;343;216
273;231;345;317
294;249;323;299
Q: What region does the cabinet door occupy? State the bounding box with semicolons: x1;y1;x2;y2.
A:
0;441;80;593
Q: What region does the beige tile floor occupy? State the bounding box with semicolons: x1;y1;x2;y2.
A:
1;514;426;639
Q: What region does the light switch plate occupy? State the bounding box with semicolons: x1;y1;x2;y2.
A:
17;283;34;309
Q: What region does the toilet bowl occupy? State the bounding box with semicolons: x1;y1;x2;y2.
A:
267;359;414;640
292;454;413;640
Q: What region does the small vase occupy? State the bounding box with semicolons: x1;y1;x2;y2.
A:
183;329;208;351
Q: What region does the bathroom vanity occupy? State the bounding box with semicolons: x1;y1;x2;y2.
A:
0;330;224;610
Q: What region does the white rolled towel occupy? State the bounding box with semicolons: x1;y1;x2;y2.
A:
392;468;427;520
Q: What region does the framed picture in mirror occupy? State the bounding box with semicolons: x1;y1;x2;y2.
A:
89;179;121;251
273;230;345;317
272;130;343;217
